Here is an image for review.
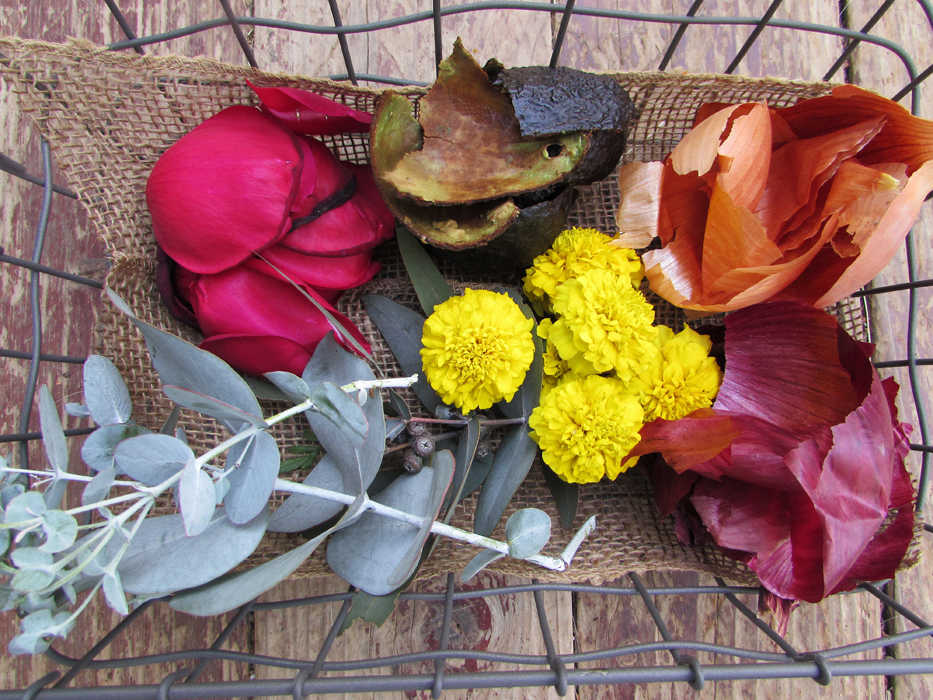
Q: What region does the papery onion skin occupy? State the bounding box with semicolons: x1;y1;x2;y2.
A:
632;302;915;604
621;86;933;312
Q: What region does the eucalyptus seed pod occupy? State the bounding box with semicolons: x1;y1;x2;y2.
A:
413;435;436;458
402;450;423;473
476;441;491;460
407;421;428;437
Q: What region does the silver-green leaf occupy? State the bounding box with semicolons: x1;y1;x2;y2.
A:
83;354;132;426
114;434;192;486
474;425;538;537
178;459;215;537
39;510;78;554
224;431;279;525
505;508;551;559
460;549;505;583
396;224;453;315
326;452;453;596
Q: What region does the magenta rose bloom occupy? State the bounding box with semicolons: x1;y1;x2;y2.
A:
147;94;395;375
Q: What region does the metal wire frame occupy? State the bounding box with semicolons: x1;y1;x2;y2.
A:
1;0;932;697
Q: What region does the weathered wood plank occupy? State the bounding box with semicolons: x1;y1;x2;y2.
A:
555;1;842;79
253;572;573;699
846;3;933;700
0;0;253;691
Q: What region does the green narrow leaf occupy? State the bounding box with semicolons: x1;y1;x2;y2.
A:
543;466;579;530
473;425;538;537
443;416;480;517
362;295;443;414
338;589;401;634
396;225;452;315
460;549;505;584
461;451;494;497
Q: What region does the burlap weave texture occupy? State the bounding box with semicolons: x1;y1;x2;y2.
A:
0;38;868;585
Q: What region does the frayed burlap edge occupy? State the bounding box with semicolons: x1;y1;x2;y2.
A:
1;37;867;586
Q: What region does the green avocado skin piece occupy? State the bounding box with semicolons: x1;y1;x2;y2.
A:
368;40;632;259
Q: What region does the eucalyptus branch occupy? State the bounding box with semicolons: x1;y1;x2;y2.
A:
273;478;594;572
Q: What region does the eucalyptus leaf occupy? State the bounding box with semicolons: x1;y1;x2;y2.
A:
108;289;262;433
5;491;47;525
385;418;407;441
12;569;54;592
443;415;480;516
0;483;25;510
163;385;266;429
505;508;551;559
302;334;384;495
64;403;91;418
82;467;116;507
244;375;292;402
81;423;148;473
96;509;269;595
460;549;505;583
0;528;9;556
396;225;453;315
114;434;193;487
224;431;279;525
362;294;442;414
38;386;68;476
21;608;55;635
326;452;454;596
83;355;132;426
307;381;367;446
338;589;401;634
461;451;494;497
8;633;50;656
474;425;538;536
158;406;181;436
179;459;215;537
11;547;54;570
171;494;368;616
102;571;129;616
386;390;411;420
543;467;579;530
264;371;312;401
39;510;78;554
268;454;345;533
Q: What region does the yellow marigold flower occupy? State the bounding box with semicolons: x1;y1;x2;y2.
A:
529;374;644;484
421;288;535;413
546;268;657;380
632;325;722;421
523;227;643;313
539;331;582;397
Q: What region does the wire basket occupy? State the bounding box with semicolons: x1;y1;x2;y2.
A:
0;1;931;697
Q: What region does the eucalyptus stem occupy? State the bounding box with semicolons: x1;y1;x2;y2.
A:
273;478;575;571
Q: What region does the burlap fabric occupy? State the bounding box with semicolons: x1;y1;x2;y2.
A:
0;38;869;585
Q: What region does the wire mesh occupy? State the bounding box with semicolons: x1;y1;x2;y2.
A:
1;1;932;697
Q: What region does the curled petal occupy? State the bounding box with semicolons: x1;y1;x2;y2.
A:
778;85;933;172
282;164;396;256
248;81;373;135
176;264;370;374
243;245;380;291
147;106;300;274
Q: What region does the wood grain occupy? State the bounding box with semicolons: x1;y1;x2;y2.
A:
845;2;933;699
253;572;573;700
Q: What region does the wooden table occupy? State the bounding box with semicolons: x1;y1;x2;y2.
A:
1;2;930;698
